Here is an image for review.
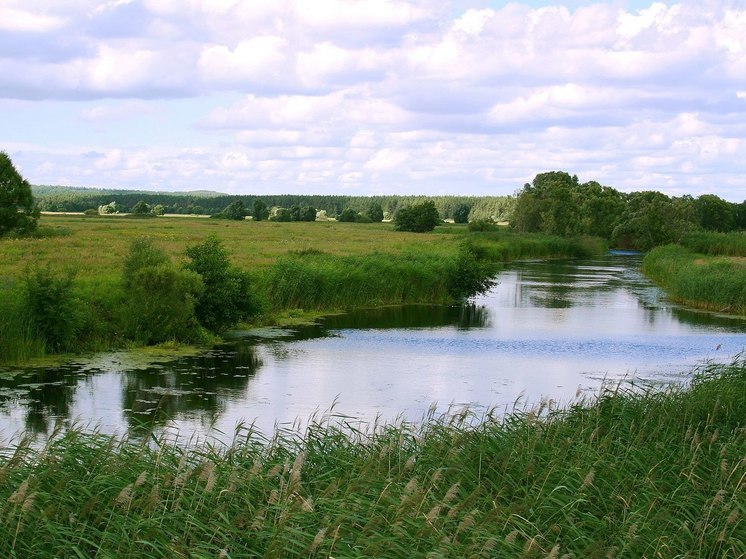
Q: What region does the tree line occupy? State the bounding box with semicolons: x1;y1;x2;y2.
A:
512;171;745;250
33;188;514;223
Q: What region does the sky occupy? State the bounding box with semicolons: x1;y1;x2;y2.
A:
1;0;745;200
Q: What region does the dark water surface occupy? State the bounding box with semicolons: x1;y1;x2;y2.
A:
1;254;744;443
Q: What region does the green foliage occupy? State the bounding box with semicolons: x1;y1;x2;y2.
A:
611;191;699;251
252;199;269;221
299;205;316;222
447;243;497;298
215;200;246;220
271;207;292;222
694;194;737;232
452;203;471;224
680;231;746;257
0;359;743;558
130;200;151;214
366;202;384;223
122;238;203;344
337;208;359;222
22;265;80;352
150;204;165;216
184;235;261;332
643;244;746;314
83;208;99;216
512;172;626;239
394;201;441;232
98;201;119;214
0;151;39;236
467;218;498;232
0;289;45;363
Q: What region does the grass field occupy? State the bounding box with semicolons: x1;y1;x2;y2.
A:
0;214;605;365
0;357;743;558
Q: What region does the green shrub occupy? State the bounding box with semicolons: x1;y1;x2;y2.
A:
452;202;471;224
468;218;498;232
185;235;261;332
22;265;80;352
394;201;441;232
122;238;204;344
337;208;359;222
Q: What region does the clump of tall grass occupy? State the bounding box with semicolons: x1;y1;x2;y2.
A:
262;249;460;310
468;230;607;262
0;288;45;363
0;358;743;557
644;244;746;314
681;231;746;257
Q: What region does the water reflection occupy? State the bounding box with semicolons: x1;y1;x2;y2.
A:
1;254;744;442
121;345;262;432
320;303;490;330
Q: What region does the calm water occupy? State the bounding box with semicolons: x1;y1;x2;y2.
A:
1;254;745;443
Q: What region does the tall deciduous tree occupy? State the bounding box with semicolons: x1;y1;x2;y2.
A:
0;152;39;236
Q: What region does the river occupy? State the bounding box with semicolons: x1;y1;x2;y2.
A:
1;254;744;444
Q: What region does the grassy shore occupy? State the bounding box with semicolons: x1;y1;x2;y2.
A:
643;242;746;315
0;215;606;365
0;357;743;558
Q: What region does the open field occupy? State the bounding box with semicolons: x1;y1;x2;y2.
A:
0;357;743;558
0;214;454;282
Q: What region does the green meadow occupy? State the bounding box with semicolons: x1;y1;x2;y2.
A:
0;214;605;365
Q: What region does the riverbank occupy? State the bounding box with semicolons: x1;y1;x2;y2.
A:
1;357;742;558
0;215;606;365
643;235;746;316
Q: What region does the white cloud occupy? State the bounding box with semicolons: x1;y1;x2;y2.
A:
198;36;289;86
0;1;744;200
0;7;67;32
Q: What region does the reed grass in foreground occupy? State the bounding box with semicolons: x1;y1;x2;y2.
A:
1;358;743;558
643;244;746;315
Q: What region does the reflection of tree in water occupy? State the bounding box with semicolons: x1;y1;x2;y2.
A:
0;365;83;435
520;261;578;309
122;343;261;432
319;303;490;331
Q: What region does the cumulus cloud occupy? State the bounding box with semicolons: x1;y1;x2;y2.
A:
0;0;744;199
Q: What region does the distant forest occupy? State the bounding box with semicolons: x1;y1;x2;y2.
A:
32;185;515;222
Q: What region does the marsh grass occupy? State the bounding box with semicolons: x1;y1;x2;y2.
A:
644;245;746;314
681;231;746;257
0;358;743;558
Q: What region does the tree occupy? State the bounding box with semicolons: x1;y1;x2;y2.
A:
337;208;359;222
0;152;38;236
300;206;317;222
184;235;261;332
271;208;292;222
452;203;471;224
394;201;441;232
366;203;384;223
131;200;151;214
253;200;269;221
220;200;246;220
695;194;735;232
611;191;698;251
122;238;203;344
